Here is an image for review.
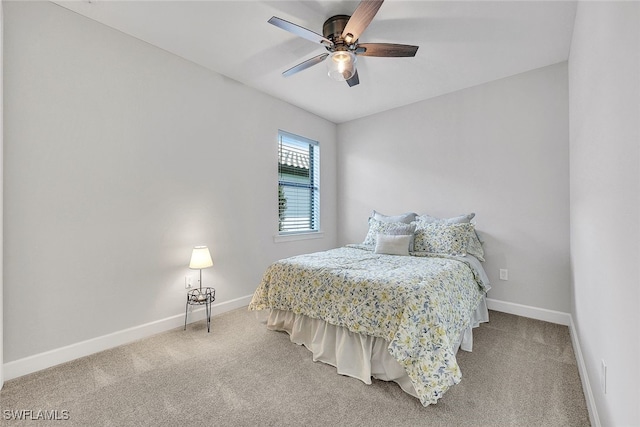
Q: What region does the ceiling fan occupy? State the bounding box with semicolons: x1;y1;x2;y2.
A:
268;0;419;87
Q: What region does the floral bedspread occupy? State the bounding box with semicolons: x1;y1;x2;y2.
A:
248;246;488;406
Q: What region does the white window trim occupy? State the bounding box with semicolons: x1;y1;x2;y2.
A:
277;130;320;235
273;231;324;243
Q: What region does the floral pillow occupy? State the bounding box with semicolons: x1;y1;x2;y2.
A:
363;218;417;248
416;213;485;261
413;221;475;256
466;232;485;261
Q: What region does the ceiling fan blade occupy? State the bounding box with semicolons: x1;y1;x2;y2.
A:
357;43;419;57
341;0;384;44
346;70;360;87
282;53;330;77
268;16;333;47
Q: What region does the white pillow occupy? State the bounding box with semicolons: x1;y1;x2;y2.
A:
417;213;475;224
372;210;417;224
374;234;411;256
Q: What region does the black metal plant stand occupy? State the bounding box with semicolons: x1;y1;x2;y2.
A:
184;287;216;332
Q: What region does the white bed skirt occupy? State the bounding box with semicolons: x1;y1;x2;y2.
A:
261;296;489;400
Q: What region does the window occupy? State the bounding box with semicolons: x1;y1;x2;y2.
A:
278;130;320;234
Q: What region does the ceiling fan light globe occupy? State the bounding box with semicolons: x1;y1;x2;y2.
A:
327;51;357;82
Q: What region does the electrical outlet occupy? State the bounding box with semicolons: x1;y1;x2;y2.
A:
499;269;508;280
185;275;193;289
601;360;607;394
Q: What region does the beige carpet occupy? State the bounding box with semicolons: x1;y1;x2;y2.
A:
0;309;590;426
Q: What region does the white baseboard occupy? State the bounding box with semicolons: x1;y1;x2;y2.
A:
486;298;571;326
3;294;253;381
486;298;599;427
568;315;601;427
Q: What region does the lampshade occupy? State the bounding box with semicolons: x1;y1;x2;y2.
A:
327;51;357;81
189;246;213;269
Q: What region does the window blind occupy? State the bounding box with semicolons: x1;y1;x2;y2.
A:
278;130;320;234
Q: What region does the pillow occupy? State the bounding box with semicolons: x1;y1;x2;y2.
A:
466;231;485;261
413;221;474;256
385;223;417;252
363;217;416;247
416;213;475;224
372;210;417;224
418;213;485;259
374;234;411;256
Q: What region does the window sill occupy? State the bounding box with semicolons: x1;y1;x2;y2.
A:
273;232;324;243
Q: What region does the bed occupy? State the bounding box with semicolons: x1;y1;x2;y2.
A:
248;212;491;406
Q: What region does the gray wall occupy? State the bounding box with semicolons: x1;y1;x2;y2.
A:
10;10;640;425
3;1;337;362
337;63;570;313
569;2;640;426
0;0;4;388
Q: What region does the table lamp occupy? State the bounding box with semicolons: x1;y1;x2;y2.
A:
189;246;213;291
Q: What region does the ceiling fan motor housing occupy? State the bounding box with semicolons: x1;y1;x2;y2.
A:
323;15;352;48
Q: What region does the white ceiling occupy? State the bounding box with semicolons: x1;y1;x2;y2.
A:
53;0;577;123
